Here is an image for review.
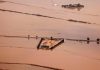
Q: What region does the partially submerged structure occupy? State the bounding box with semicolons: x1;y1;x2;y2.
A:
61;3;84;11
37;37;64;50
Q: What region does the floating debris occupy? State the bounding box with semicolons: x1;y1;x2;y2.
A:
37;37;64;50
61;3;84;11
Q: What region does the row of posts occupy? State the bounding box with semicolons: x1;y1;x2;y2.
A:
28;35;38;40
87;37;100;44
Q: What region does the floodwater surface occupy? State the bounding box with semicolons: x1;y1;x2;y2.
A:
0;0;100;70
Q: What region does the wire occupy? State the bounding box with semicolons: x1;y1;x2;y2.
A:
0;35;100;43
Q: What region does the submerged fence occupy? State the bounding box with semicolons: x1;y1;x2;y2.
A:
0;35;100;44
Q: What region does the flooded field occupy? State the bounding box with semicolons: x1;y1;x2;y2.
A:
0;0;100;70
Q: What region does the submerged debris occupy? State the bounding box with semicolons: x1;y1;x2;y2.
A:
0;35;99;45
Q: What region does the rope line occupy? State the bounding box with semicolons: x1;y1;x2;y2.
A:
0;35;100;43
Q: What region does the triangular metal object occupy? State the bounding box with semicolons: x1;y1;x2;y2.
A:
37;37;64;50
